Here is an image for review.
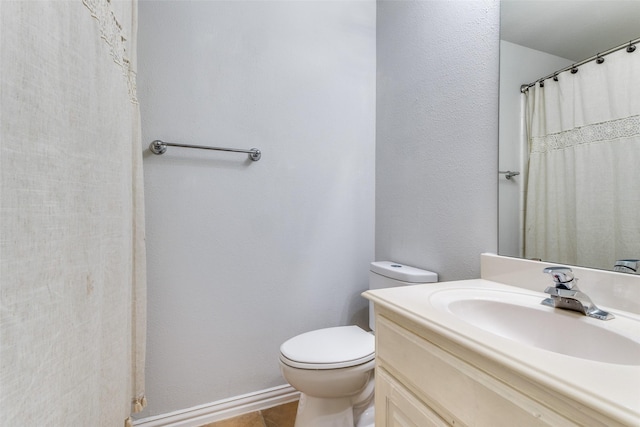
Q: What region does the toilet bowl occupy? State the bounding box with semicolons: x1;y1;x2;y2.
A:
279;262;437;427
279;326;375;427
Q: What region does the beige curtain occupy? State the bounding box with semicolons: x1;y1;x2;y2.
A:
0;1;146;426
524;46;640;270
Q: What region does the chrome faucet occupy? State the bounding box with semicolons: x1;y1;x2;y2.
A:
541;266;614;320
614;259;639;274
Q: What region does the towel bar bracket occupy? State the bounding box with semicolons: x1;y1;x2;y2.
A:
498;170;520;180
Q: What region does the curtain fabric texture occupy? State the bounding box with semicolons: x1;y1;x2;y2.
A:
524;47;640;270
0;1;146;425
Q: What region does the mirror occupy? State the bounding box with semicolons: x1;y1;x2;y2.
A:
498;0;640;271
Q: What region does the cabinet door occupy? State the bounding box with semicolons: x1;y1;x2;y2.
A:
376;315;579;427
376;367;449;427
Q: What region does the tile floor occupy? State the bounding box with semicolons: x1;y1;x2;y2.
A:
200;400;298;427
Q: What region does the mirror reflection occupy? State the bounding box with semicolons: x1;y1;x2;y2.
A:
498;0;640;272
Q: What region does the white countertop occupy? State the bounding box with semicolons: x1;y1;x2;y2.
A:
364;279;640;426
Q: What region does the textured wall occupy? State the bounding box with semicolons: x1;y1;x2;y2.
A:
376;0;500;280
137;0;375;417
498;41;572;258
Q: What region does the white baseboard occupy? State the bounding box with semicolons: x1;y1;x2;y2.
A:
133;385;300;427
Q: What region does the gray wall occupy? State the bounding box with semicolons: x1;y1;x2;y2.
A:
137;0;376;417
376;0;500;280
498;40;572;258
137;0;501;419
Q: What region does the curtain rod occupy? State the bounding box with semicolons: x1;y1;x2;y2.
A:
520;36;640;93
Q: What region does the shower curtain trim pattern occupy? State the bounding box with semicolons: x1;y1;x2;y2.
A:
82;0;138;104
531;115;640;153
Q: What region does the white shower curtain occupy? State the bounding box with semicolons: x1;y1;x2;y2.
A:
524;46;640;270
0;1;146;426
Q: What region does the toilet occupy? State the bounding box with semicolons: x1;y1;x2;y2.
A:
279;261;438;427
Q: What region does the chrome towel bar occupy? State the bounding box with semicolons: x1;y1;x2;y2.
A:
149;140;261;161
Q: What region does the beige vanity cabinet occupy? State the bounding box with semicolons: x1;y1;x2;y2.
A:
373;308;621;427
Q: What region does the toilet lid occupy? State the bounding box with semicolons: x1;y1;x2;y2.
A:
280;326;375;370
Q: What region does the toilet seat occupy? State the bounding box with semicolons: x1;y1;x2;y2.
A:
280;326;375;370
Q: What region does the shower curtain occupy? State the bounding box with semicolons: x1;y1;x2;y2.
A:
524;46;640;270
0;1;146;426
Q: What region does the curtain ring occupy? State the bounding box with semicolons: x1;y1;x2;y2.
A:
596;54;605;64
627;41;637;53
553;73;559;82
570;65;578;74
539;80;544;88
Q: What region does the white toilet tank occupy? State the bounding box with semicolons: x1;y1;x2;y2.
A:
368;261;437;330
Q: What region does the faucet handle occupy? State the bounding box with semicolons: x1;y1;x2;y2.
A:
614;259;638;274
543;266;574;289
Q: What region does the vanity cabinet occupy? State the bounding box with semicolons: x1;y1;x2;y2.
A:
374;311;602;427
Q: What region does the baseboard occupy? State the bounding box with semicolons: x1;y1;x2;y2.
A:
133;385;300;427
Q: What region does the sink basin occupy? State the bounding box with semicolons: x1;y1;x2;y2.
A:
430;288;640;366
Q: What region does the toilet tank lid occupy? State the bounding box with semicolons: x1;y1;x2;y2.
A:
370;261;437;283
